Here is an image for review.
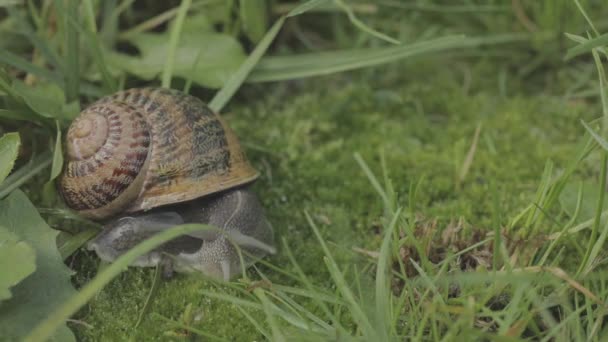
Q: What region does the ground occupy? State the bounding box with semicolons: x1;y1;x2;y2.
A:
68;58;598;340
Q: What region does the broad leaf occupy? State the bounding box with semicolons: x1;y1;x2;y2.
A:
0;226;36;301
239;0;268;43
0;132;20;185
0;190;76;341
8;81;78;122
11;81;65;119
107;31;246;88
50;121;63;181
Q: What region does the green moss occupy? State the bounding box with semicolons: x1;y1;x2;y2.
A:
71;60;596;340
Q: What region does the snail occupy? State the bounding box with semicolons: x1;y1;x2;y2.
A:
58;88;275;280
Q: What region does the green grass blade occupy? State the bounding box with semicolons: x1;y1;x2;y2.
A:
0;50;62;85
25;223;215;342
286;0;330;17
247;35;468;82
152;313;229;341
375;208;401;339
0;151;52;199
573;0;599;35
134;264;162;328
353;152;390;210
0;132;20;185
209;16;285;112
581;121;608;150
57;228;98;260
161;0;192;88
66;15;117;92
335;0;400;45
49;121;62;181
64;0;80;102
565;33;608;60
305;211;377;339
578;48;608;276
6;6;64;72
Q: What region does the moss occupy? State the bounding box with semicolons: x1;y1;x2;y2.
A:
71;59;596;340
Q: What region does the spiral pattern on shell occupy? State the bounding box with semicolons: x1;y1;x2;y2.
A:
59;102;151;219
58;88;259;220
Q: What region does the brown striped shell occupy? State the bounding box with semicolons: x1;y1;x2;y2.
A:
58;88;258;220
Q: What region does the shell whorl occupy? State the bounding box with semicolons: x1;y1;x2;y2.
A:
58;88;259;220
59;102;151;219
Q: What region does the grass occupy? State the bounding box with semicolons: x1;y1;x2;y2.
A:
71;67;600;340
3;0;608;341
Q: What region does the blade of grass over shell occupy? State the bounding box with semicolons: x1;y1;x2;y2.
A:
161;0;192;89
25;223;215;342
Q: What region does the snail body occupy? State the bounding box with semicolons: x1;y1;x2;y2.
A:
58;88;274;280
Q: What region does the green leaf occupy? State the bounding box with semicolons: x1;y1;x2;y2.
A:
0;226;36;301
0;190;76;341
107;30;246;89
559;181;608;223
0;151;53;199
0;132;20;185
11;81;68;120
50;121;63;181
239;0;268;43
0;108;39;121
41;121;64;207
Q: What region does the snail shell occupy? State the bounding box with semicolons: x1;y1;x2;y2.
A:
58;88;258;220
